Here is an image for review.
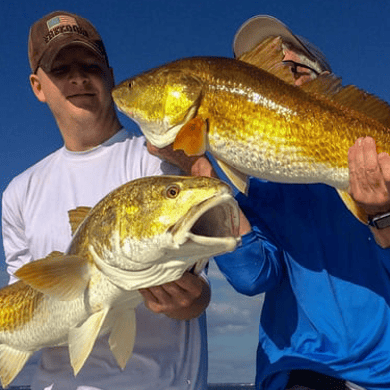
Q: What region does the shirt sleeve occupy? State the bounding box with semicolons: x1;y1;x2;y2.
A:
214;225;285;296
2;182;33;284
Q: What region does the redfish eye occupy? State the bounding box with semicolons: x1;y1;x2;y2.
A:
166;185;180;198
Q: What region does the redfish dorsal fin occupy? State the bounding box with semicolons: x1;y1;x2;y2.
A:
299;73;343;96
332;85;390;128
336;189;368;224
301;76;390;128
68;207;92;235
238;36;296;84
14;252;90;301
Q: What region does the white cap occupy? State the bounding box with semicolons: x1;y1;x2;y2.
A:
233;15;332;72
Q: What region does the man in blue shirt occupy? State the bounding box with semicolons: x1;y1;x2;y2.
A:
212;16;390;390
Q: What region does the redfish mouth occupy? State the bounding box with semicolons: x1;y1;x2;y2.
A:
170;192;240;254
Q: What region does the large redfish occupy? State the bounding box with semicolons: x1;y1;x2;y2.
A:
0;175;239;388
112;55;390;223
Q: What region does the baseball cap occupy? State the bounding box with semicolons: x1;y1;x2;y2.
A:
233;15;332;73
28;11;109;73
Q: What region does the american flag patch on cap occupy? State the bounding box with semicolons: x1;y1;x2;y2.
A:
47;15;77;30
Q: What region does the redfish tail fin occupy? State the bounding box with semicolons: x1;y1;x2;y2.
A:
336;189;368;224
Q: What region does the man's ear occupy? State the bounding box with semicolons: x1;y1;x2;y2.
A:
30;73;46;103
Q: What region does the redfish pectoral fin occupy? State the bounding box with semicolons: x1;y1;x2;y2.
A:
109;308;136;369
0;345;33;388
14;252;90;301
173;117;207;156
215;158;249;195
336;189;368;224
69;307;109;376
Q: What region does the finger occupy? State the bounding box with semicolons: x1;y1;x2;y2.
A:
138;288;163;313
190;156;217;177
144;285;173;303
378;153;390;184
349;137;382;195
139;286;175;314
169;271;203;292
139;289;164;313
362;137;383;190
348;140;357;175
352;137;370;190
348;138;362;195
146;141;158;155
139;288;160;303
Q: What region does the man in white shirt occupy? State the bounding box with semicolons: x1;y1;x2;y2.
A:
1;11;210;389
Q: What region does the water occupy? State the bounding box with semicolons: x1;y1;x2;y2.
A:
1;385;255;390
208;385;255;389
1;388;31;390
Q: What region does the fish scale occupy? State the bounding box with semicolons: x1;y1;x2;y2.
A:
0;284;85;349
179;71;326;191
0;283;42;333
198;64;349;173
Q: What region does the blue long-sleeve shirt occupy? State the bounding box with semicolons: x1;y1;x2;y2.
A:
215;179;390;390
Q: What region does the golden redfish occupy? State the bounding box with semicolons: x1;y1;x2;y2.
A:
112;56;390;223
0;175;239;388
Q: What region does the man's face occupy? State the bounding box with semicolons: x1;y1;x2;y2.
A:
32;45;114;123
282;49;321;86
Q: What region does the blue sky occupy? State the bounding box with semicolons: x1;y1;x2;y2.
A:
1;0;390;385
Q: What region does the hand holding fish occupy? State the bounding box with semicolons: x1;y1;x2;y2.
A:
147;141;215;177
139;271;210;320
348;137;390;215
348;136;390;247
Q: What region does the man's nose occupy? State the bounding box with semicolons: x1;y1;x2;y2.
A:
69;67;88;84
